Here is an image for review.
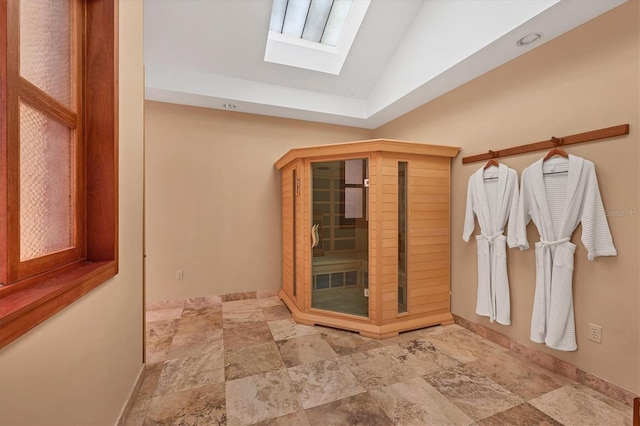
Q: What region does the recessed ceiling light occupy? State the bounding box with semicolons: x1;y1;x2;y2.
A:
517;33;542;47
222;103;237;110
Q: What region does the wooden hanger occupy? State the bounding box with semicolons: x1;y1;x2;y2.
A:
484;159;499;169
543;137;569;161
543;147;568;161
484;151;499;169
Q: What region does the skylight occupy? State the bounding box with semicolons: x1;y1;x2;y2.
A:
265;0;370;75
269;0;352;47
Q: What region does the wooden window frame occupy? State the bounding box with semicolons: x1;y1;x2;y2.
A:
0;0;118;349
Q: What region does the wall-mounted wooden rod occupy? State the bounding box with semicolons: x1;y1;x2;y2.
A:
461;124;630;164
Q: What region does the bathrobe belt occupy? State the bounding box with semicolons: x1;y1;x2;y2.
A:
480;232;502;244
536;237;571;334
479;232;506;323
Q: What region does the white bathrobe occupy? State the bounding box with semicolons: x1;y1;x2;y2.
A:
516;155;616;351
463;163;519;325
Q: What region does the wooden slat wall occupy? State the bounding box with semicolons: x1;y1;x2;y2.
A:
281;163;294;301
375;153;452;323
301;160;310;310
368;154;378;323
407;155;451;316
280;159;307;311
379;155;399;321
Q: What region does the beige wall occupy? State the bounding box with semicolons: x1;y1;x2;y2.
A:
0;2;145;424
374;2;639;395
144;103;372;302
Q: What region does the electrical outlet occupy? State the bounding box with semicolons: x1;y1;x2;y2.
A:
176;270;184;280
588;323;602;343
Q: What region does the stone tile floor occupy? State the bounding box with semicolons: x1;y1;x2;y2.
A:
125;293;633;425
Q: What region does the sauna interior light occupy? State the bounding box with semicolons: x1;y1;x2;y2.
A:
517;33;542;47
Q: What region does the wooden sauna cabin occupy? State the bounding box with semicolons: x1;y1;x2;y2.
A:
275;139;460;338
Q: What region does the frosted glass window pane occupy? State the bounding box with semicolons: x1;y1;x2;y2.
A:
345;159;363;184
270;0;288;32
20;102;74;261
321;0;352;46
302;0;333;43
345;187;363;219
20;0;72;108
282;0;310;38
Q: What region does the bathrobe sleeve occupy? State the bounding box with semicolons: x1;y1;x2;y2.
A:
515;170;531;250
580;162;617;260
506;170;520;248
462;177;476;242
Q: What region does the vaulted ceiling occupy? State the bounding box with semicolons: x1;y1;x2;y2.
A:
144;0;626;129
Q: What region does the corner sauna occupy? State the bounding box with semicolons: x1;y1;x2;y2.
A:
275;139;460;338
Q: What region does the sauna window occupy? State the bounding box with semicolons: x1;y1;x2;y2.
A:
292;168;297;297
398;161;408;313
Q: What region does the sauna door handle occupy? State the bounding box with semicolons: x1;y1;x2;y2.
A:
311;224;318;248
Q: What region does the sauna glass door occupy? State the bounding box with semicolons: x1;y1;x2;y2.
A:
311;159;369;317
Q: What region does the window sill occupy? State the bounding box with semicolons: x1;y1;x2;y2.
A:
0;261;117;349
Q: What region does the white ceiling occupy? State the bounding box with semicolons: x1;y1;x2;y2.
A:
144;0;626;130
